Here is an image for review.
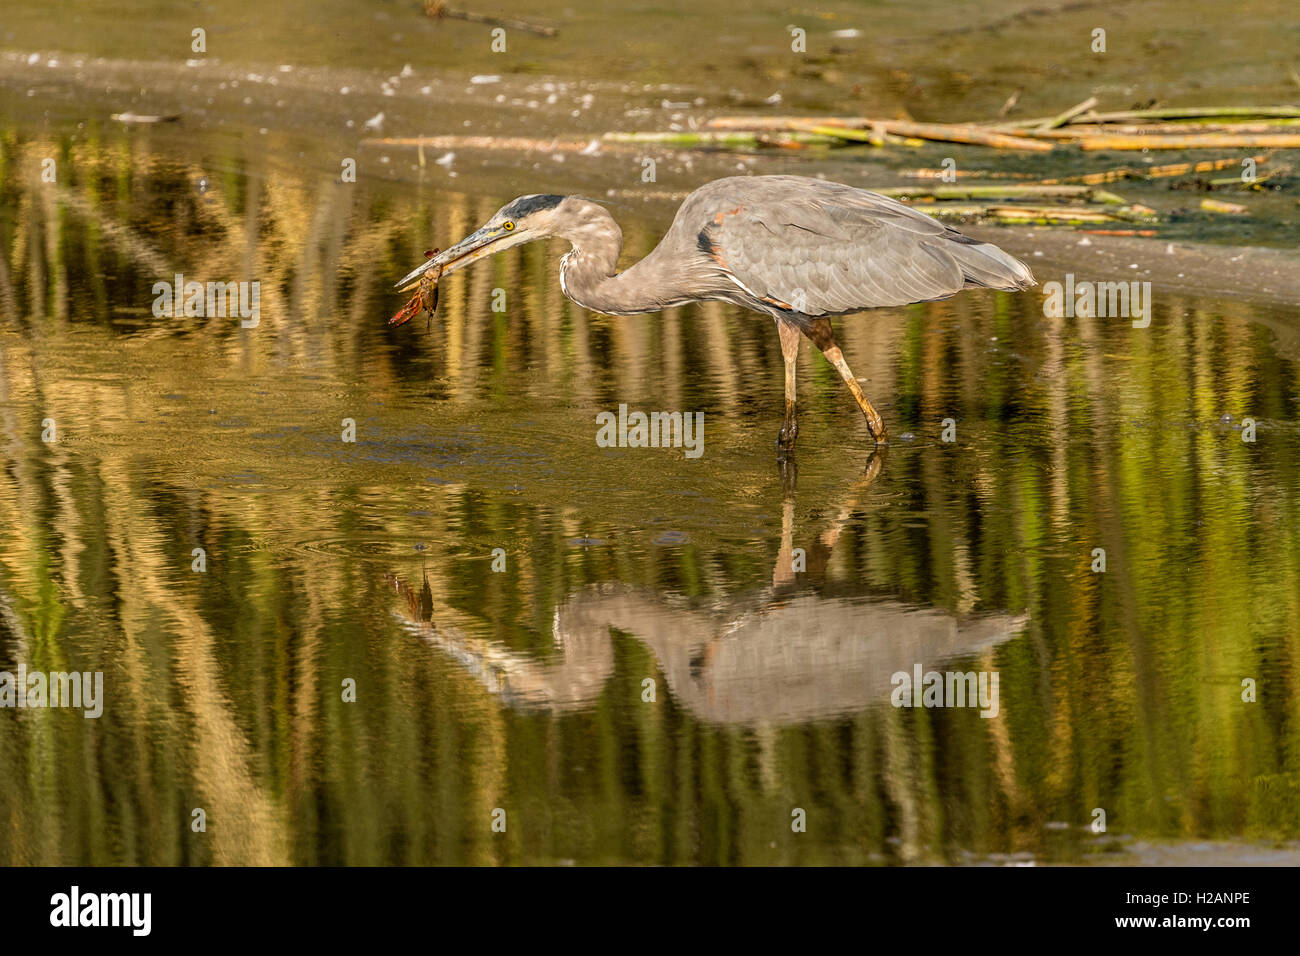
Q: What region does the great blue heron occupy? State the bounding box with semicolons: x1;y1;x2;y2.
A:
396;175;1035;451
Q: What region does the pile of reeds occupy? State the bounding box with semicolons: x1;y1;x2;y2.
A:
868;183;1157;228
699;101;1300;152
993;101;1300;150
598;101;1299;226
365;100;1296;229
874;155;1287;226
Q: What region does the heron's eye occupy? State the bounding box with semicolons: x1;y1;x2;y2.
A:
502;221;515;231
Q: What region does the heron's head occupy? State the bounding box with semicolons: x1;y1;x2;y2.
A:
395;193;588;292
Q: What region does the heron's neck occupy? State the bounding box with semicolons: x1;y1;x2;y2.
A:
556;211;678;316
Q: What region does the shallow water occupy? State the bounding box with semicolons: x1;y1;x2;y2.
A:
0;120;1297;866
2;2;1300;866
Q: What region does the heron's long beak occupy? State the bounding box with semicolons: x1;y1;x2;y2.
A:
394;224;528;292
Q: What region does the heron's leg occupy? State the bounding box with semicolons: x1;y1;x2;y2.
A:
805;318;888;444
775;318;801;453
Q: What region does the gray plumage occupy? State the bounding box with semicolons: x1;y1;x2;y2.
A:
550;176;1035;321
694;176;1036;315
398;174;1037;451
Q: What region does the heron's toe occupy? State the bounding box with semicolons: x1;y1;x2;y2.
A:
776;421;799;455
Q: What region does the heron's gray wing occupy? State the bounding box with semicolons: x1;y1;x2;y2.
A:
711;185;1035;314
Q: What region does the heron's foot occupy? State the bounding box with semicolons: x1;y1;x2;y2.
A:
776;422;798;452
858;400;888;446
776;401;799;455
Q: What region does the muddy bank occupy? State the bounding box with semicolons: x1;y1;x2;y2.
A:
988;227;1300;311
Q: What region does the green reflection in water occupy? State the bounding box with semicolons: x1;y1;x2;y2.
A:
0;126;1297;866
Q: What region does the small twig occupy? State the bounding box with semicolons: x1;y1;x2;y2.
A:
898;168;1040;180
1079;133;1300;150
422;0;558;37
904;203;1124;226
1005;120;1300;139
1073;106;1300;124
1035;154;1270;185
732;117;1054;151
1080;229;1158;236
1036;96;1098;130
111;112;181;124
604;130;837;148
1208;163;1290;187
1200;198;1249;214
362;135;602;151
996;89;1021;118
877;184;1126;204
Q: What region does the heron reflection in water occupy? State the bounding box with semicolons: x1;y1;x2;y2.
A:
396;175;1035;453
388;453;1029;725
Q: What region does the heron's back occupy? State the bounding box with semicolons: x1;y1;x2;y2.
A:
674;175;1035;317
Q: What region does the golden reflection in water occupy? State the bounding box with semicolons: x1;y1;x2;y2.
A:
0;129;1297;865
390;453;1027;725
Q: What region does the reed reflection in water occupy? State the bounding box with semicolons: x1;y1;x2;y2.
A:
0;129;1297;865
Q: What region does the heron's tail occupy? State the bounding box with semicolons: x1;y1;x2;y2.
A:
944;232;1037;291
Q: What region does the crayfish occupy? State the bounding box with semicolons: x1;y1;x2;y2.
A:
389;249;442;328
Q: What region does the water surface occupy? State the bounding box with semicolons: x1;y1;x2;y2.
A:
1;3;1299;866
